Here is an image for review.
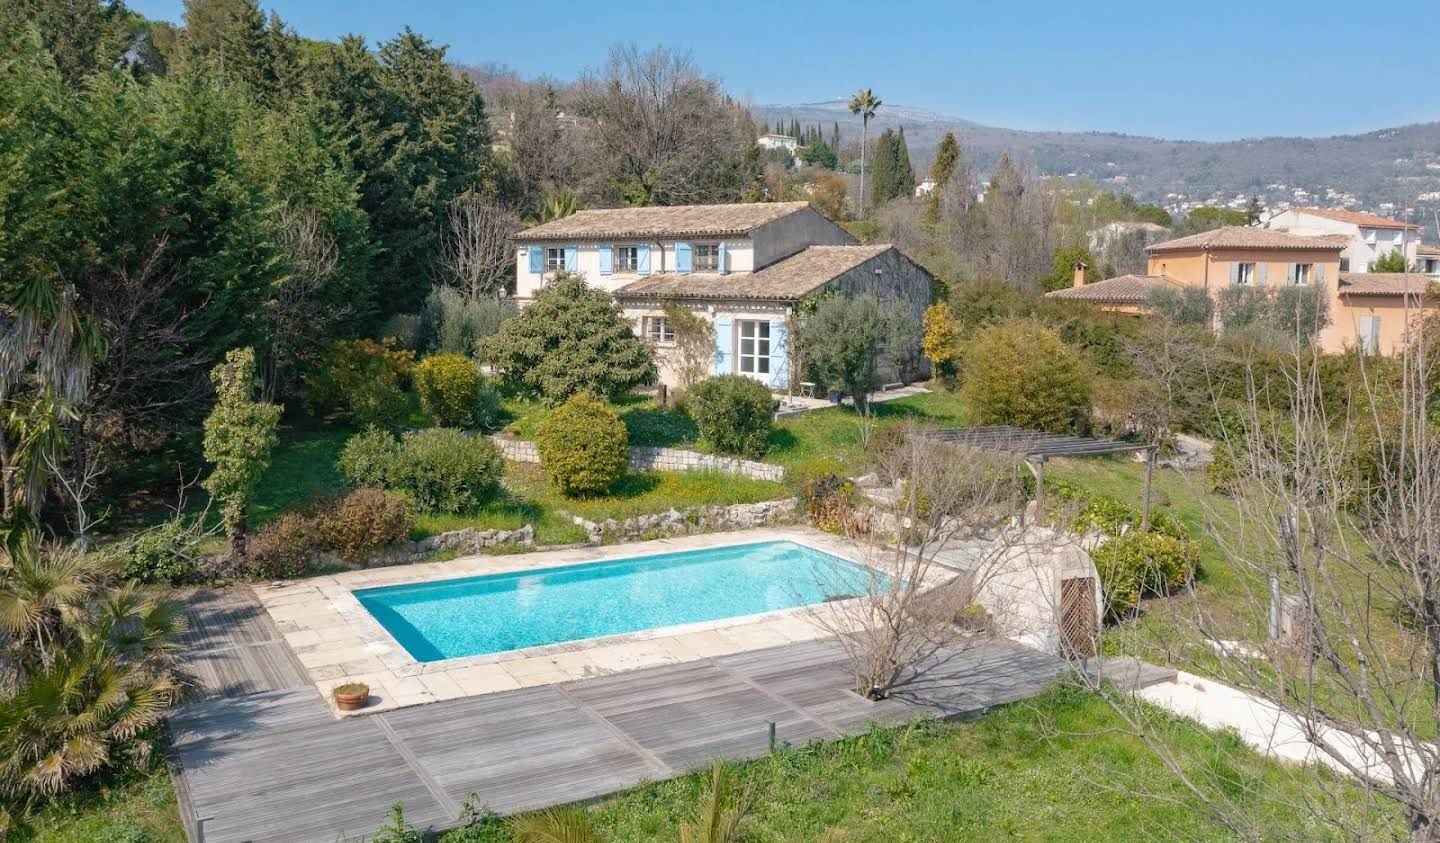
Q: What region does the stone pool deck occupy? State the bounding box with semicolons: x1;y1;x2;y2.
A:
255;527;945;716
169;585;1174;843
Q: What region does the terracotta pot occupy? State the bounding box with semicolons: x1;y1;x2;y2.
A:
333;688;370;711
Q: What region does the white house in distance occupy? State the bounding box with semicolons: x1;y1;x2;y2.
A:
756;133;799;155
1265;207;1421;272
513;202;935;391
1419;243;1440;278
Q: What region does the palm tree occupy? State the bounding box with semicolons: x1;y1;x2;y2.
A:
848;88;882;216
540;191;580;223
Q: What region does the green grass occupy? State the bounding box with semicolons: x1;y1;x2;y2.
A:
504;462;788;526
249;422;353;525
9;757;185;843
767;389;969;478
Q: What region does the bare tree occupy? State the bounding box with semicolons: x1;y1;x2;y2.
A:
577;45;752;206
44;448;104;550
808;427;1056;699
659;302;714;393
439;193;519;301
261;205;348;401
1077;314;1440;839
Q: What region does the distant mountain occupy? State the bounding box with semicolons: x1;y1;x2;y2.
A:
756;101;1440;232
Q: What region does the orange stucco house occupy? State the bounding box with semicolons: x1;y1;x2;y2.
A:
1048;225;1433;355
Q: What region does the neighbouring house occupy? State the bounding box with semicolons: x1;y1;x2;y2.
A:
1047;225;1429;355
1418;243;1440;278
513;202;935;391
914;177;937;197
757;133;799;154
1265;207;1421;273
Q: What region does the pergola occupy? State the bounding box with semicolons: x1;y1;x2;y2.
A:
919;425;1160;528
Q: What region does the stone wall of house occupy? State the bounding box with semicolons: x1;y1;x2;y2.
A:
821;248;935;383
490;436;785;483
571;498;797;544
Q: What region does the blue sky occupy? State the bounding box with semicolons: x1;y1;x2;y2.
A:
129;0;1440;141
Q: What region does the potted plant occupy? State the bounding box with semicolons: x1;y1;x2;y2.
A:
332;682;370;711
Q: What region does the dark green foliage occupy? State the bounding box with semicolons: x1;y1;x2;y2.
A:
798;294;913;410
1372;250;1408;272
961;319;1091;433
484;274;655;405
340;428;503;513
535;394;630;497
685;376;774;458
1171;206;1247;237
102;516;209;585
305;339;415;427
931;132;960;186
1041;246;1098;293
868;127;916;205
311;29;494;315
799;137;837;169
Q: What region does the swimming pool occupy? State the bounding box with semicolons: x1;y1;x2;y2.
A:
353;540;884;662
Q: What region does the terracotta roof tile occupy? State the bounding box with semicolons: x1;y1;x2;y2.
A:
1288;207;1420;230
614;245;894;301
1418;243;1440;256
1338;272;1434;297
1148;226;1347;253
1044;274;1182;305
518;202;814;241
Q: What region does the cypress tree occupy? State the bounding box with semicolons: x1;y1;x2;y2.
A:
894;126;915;198
869;128;898;204
831;121;840;152
932;131;959;186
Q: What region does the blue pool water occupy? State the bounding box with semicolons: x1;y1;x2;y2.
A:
354;540;884;662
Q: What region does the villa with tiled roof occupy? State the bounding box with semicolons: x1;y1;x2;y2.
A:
1265;207;1422;273
1049;224;1431;356
514;203;934;390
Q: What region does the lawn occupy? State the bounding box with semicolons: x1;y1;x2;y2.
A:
8;756;185;843
767;389;969;478
503;392;698;448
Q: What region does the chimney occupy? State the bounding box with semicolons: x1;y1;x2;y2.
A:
1073;261;1089;288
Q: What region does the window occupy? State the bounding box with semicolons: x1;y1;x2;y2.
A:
615;245;639;272
1339;257;1351;272
1233;262;1255;285
694;244;720;271
1291;263;1312;285
545;247;565;271
1364;228;1377;244
643;316;674;344
737;320;770;375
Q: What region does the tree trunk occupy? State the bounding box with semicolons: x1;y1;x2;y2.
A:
229;520;248;566
860;118;869;217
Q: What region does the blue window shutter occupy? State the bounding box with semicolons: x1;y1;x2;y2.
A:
528;246;543;273
1258;263;1268;284
637;245;651;275
768;320;789;389
1285;263;1297;284
563;245;578;272
1228;263;1240;284
598;245;613;275
718;241;728;274
714;319;733;375
1316;264;1325;284
676;242;693;274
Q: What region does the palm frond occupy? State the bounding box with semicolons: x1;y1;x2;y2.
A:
508;807;602;843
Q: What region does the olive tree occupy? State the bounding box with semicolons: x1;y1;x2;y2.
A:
797;293;914;412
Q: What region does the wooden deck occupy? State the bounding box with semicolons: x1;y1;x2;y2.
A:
168;589;1174;843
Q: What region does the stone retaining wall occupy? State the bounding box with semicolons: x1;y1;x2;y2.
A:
490;436;785;483
571;499;797;544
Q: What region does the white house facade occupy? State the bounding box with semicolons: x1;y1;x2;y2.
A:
1265;207;1420;273
513;202;935;392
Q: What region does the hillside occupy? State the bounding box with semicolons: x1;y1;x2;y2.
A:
757;101;1440;229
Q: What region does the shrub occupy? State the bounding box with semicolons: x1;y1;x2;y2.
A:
317;489;414;561
685;375;774;457
797;473;866;534
798;293;914;409
921;301;961;380
483;274;655;403
535;394;629;497
388;428;504;513
104;516;208;584
249;512;321;579
339;427;400;488
415;353;500;429
1092;531;1199;616
419;286;514;356
961;318;1091;433
305;338;414;427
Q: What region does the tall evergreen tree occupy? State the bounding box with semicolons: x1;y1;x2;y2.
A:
869;128;899;205
894;126;915;198
831;121;840;153
932;131;959;186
